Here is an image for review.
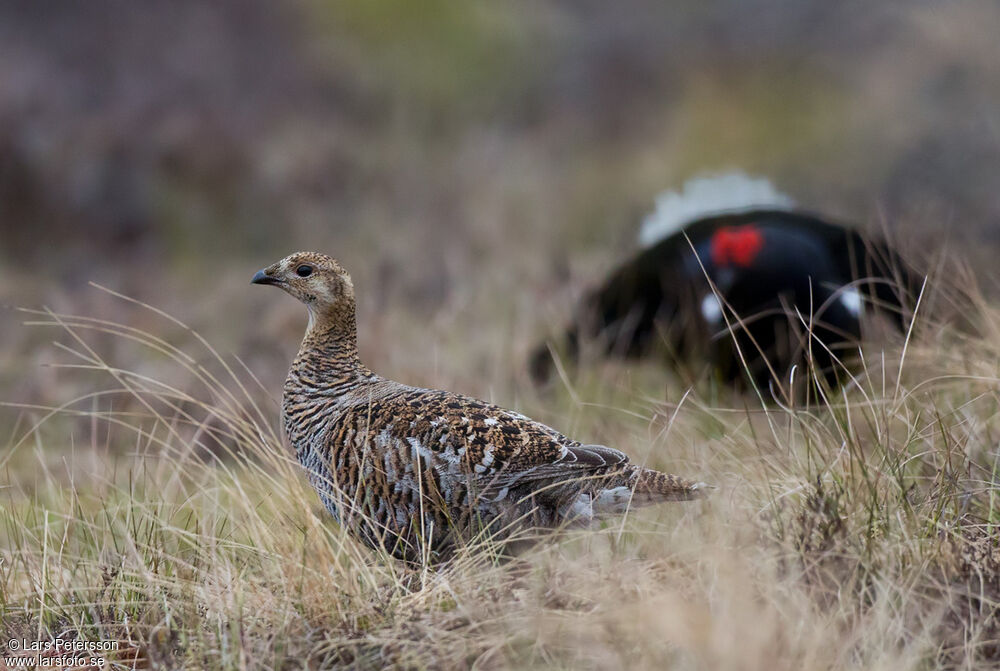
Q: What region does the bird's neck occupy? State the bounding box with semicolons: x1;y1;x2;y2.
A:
282;303;374;455
292;302;372;390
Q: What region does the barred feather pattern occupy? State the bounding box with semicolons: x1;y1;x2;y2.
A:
260;252;705;562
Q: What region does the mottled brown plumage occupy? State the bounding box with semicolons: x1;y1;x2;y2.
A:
253;252;706;562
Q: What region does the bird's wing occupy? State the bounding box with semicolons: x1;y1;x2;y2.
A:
460;431;633;502
379;389;631;496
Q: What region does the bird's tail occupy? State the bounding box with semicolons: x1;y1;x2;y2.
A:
590;466;710;515
638;171;795;247
630;466;711;503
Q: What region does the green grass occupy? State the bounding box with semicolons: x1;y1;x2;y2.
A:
2;285;999;670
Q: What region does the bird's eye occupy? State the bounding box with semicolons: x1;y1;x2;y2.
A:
295;265;313;278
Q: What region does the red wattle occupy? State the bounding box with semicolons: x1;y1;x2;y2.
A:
710;225;764;268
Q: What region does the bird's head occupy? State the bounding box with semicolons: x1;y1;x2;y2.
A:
251;252;355;319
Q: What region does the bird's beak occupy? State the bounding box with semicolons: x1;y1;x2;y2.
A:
251;268;281;286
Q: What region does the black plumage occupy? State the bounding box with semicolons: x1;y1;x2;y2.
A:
532;208;922;395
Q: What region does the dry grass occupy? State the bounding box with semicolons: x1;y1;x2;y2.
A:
2;280;1000;670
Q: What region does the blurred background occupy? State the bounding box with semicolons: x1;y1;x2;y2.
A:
2;0;999;410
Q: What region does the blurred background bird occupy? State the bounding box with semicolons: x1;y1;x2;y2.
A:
530;173;924;399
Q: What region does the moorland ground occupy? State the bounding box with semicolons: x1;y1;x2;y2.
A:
2;252;1000;669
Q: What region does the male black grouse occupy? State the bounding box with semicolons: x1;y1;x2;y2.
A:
531;173;922;396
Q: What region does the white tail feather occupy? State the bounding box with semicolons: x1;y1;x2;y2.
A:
638;172;796;247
